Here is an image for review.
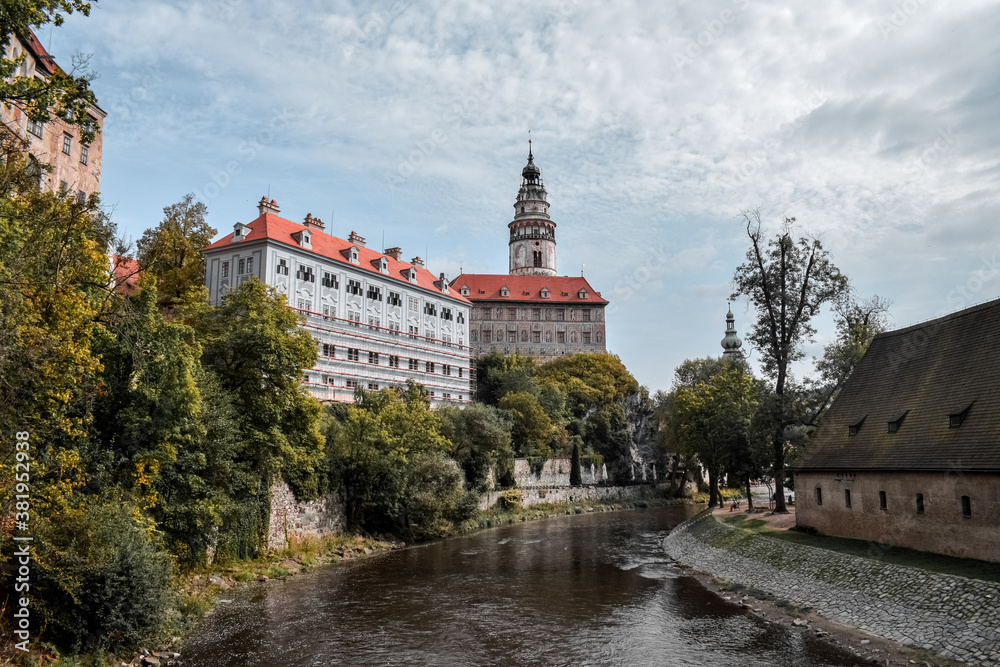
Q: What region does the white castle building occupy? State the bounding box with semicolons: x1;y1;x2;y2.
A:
203;197;473;405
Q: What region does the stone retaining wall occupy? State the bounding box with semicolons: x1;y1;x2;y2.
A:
664;511;1000;666
268;478;346;550
478;484;652;510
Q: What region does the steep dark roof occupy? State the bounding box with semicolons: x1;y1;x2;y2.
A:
795;298;1000;473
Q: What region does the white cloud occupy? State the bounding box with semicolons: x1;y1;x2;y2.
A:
48;0;1000;390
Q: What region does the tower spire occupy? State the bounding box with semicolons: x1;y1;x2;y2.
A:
509;144;556;276
722;302;743;358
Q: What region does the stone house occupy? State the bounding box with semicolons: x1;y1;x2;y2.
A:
1;29;105;198
793;299;1000;562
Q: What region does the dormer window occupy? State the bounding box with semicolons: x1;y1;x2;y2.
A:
372;257;389;274
888;411;908;434
579;289;588;299
341;246;360;265
292;229;312;249
540;287;550;299
403;267;418;283
848;415;867;436
460;284;469;296
500;286;509;297
232;222;252;242
949;402;973;428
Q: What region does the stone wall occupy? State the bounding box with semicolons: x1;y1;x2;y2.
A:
511;457;608;487
795;470;1000;562
478;484;652;510
664;511;1000;666
268;478;346;551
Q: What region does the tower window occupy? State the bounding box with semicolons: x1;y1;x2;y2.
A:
879;490;887;510
916;493;924;514
815;487;822;506
844;489;852;508
961;495;971;518
533;250;542;267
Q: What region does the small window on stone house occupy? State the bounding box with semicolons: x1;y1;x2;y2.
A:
916;493;924;514
815;487;822;506
879;490;887;511
844;489;852;508
961;495;971;518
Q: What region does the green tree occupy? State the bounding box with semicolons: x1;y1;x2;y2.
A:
137;194;215;315
670;362;766;507
570;442;582;486
810;293;891;420
438;402;514;491
325;383;453;533
537;352;638;415
731;210;848;512
0;1;101;143
475;352;539;404
198;277;325;500
499;391;553;458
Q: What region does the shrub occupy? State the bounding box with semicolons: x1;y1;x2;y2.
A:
497;489;524;511
31;500;172;653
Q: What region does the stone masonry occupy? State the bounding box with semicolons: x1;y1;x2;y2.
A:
664;511;1000;666
268;478;346;551
478;484;651;511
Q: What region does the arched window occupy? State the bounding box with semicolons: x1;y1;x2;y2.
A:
533;251;542;268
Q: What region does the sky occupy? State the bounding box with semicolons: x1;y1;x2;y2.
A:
44;0;1000;393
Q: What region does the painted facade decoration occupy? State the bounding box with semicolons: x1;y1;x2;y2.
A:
454;146;609;362
203;197;473;405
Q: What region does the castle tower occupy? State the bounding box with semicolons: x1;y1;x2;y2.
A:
509;141;557;276
721;304;743;358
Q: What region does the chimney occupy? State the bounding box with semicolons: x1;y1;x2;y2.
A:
348;230;367;247
385;247;403;261
435;272;450;293
257;196;280;216
303;213;325;232
411;256;424;267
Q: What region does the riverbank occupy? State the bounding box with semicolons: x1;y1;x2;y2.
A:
33;494;686;667
665;508;1000;666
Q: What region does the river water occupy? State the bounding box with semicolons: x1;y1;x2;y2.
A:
181;505;869;666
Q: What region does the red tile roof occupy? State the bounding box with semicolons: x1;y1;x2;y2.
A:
20;29;58;76
203;212;469;304
451;273;608;305
111;255;141;295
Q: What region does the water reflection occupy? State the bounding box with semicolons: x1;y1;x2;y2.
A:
182;507;868;666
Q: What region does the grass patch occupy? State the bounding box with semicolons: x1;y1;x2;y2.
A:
765;530;1000;582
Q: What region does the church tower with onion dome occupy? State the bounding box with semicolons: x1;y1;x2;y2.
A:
721;304;743;358
508;140;557;276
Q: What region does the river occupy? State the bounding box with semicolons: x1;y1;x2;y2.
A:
181;505;870;666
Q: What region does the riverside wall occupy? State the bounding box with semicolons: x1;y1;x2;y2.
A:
478;484;653;510
664;511;1000;666
268;478;346;550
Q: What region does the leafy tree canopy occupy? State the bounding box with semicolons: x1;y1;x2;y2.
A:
136;193;215;315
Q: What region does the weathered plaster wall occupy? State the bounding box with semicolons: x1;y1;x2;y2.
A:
665;511;1000;666
795;471;1000;562
268;478;346;551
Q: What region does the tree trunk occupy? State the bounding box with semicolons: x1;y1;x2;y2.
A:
707;467;719;507
667;455;680;496
745;475;754;512
772;423;787;513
